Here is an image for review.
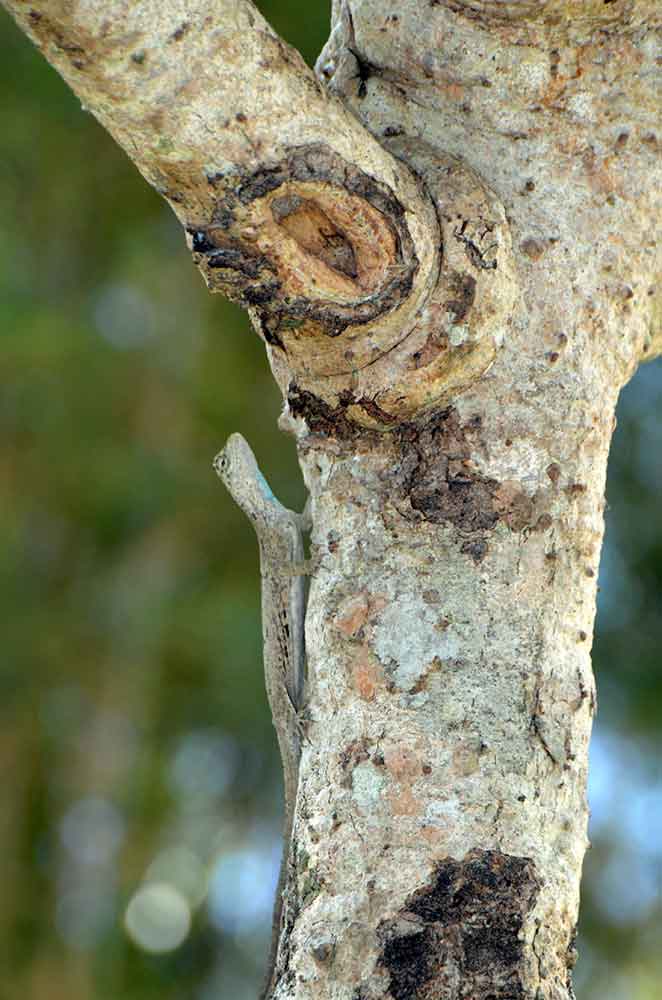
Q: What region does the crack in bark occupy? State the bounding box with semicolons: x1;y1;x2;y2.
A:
529;682;560;766
453;219;498;270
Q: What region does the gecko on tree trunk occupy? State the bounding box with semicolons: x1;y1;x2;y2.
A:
1;0;659;997
215;434;310;998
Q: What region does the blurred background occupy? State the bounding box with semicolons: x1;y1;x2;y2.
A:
0;3;660;998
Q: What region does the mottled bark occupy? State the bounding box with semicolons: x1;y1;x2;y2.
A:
3;1;660;998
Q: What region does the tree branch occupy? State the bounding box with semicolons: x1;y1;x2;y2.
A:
4;1;369;208
3;1;449;421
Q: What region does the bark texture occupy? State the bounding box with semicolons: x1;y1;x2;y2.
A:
3;1;660;998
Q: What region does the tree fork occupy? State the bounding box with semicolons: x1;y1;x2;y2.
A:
2;1;660;999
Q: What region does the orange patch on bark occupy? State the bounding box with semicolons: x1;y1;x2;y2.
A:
334;592;370;637
334;591;390;642
388;786;421;817
445;82;464;101
353;646;381;702
384;743;423;780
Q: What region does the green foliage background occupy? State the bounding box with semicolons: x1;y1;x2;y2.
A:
0;3;660;998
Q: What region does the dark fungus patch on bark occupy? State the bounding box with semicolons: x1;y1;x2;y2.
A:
444;271;477;321
347;393;402;427
398;408;499;536
288;384;404;439
288;385;361;438
393;408;546;561
377;850;539;1000
188;230;274;280
291;402;544;560
380;928;436;999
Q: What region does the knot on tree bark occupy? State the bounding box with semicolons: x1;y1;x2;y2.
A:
189;140;517;430
189;144;420;345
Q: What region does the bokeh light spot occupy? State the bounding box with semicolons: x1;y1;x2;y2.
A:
124;883;191;953
145;846;208;906
59;795;125;865
93;282;156;348
168;728;238;799
207;846;278;934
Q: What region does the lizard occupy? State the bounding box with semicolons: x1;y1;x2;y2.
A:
214;433;309;1000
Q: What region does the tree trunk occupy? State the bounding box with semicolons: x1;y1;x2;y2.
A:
2;1;659;997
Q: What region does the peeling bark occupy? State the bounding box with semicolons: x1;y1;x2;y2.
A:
2;0;660;998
